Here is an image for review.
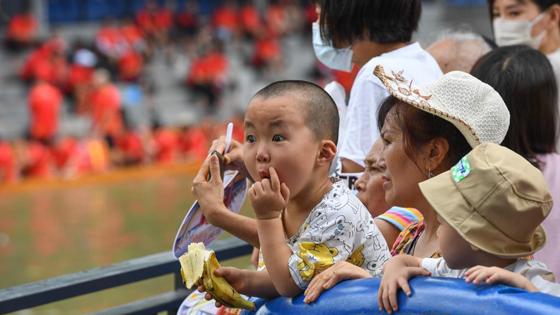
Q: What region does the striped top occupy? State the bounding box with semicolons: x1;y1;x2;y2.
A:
376;206;423;231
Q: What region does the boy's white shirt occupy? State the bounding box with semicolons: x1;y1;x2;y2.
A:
338;42;442;167
421;257;560;297
259;180;391;289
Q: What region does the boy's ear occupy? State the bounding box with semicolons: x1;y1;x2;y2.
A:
317;140;337;165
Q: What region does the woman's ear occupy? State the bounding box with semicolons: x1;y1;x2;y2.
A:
547;4;560;28
317;140;337;166
425;137;450;173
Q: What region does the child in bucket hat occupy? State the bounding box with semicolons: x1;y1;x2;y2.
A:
378;143;560;313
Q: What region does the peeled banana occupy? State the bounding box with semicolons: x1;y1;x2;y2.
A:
179;243;256;311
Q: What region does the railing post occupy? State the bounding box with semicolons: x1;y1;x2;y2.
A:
170;270;184;314
174;271;184;291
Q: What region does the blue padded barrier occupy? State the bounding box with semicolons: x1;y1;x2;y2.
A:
242;277;560;315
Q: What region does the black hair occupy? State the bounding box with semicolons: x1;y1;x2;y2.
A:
471;45;558;167
377;96;472;170
317;0;421;45
254;80;339;144
488;0;560;21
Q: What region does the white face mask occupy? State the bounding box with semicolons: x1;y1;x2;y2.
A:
312;22;353;72
493;13;546;48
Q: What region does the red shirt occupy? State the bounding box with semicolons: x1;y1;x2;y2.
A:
205;53;228;84
176;11;197;29
118;51;143;81
136;9;173;34
121;23;144;46
7;14;37;43
96;26;124;57
254;37;280;63
155;9;173;30
154;129;178;163
0;142;16;182
240;5;261;31
21;47;52;82
304;4;319;25
90;84;123;137
332;66;359;95
25;142;52;179
68;65;94;90
212;6;239;32
187;53;229;85
29;82;62;141
178;127;208;161
117;132;145;162
52;137;78;169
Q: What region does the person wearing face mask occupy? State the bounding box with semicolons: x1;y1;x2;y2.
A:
314;0;442;179
491;1;560;105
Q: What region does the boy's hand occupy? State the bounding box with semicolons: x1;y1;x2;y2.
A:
209;136;250;179
378;256;431;314
304;261;372;303
249;167;290;220
197;267;248;308
465;265;538;292
192;154;226;224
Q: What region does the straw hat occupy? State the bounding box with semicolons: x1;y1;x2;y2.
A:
419;143;552;257
373;65;510;148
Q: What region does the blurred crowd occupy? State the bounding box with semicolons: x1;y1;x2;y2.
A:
0;0;334;183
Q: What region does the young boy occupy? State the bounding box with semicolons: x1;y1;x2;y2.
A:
378;143;560;314
192;80;391;300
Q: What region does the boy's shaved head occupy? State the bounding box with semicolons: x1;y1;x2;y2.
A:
253;80;339;144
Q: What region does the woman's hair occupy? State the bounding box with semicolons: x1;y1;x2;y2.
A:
377;96;471;171
471;45;558;167
317;0;421;45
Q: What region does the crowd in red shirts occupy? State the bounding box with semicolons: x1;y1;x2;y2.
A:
0;0;334;184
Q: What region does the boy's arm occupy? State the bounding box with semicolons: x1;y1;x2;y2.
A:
257;217;302;297
242;269;281;298
249;167;301;297
206;204;259;247
465;266;538;291
200;267;279;305
192;154;259;247
378;255;430;314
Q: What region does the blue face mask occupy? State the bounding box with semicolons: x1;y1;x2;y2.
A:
312;22;353;72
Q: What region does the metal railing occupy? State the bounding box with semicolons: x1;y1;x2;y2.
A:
0;238;252;315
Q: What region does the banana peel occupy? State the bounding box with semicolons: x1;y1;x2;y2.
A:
179;243;256;311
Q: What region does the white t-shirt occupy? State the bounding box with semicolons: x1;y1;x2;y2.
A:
421;257;560;297
339;42;442;167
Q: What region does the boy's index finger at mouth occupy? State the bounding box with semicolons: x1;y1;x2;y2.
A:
269;166;280;190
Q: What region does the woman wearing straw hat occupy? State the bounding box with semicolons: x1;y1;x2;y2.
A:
304;66;511;303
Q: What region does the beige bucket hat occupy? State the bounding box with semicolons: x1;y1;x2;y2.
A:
419;143;552;257
373;65;510;148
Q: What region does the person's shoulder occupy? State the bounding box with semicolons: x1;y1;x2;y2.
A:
366;42;442;83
